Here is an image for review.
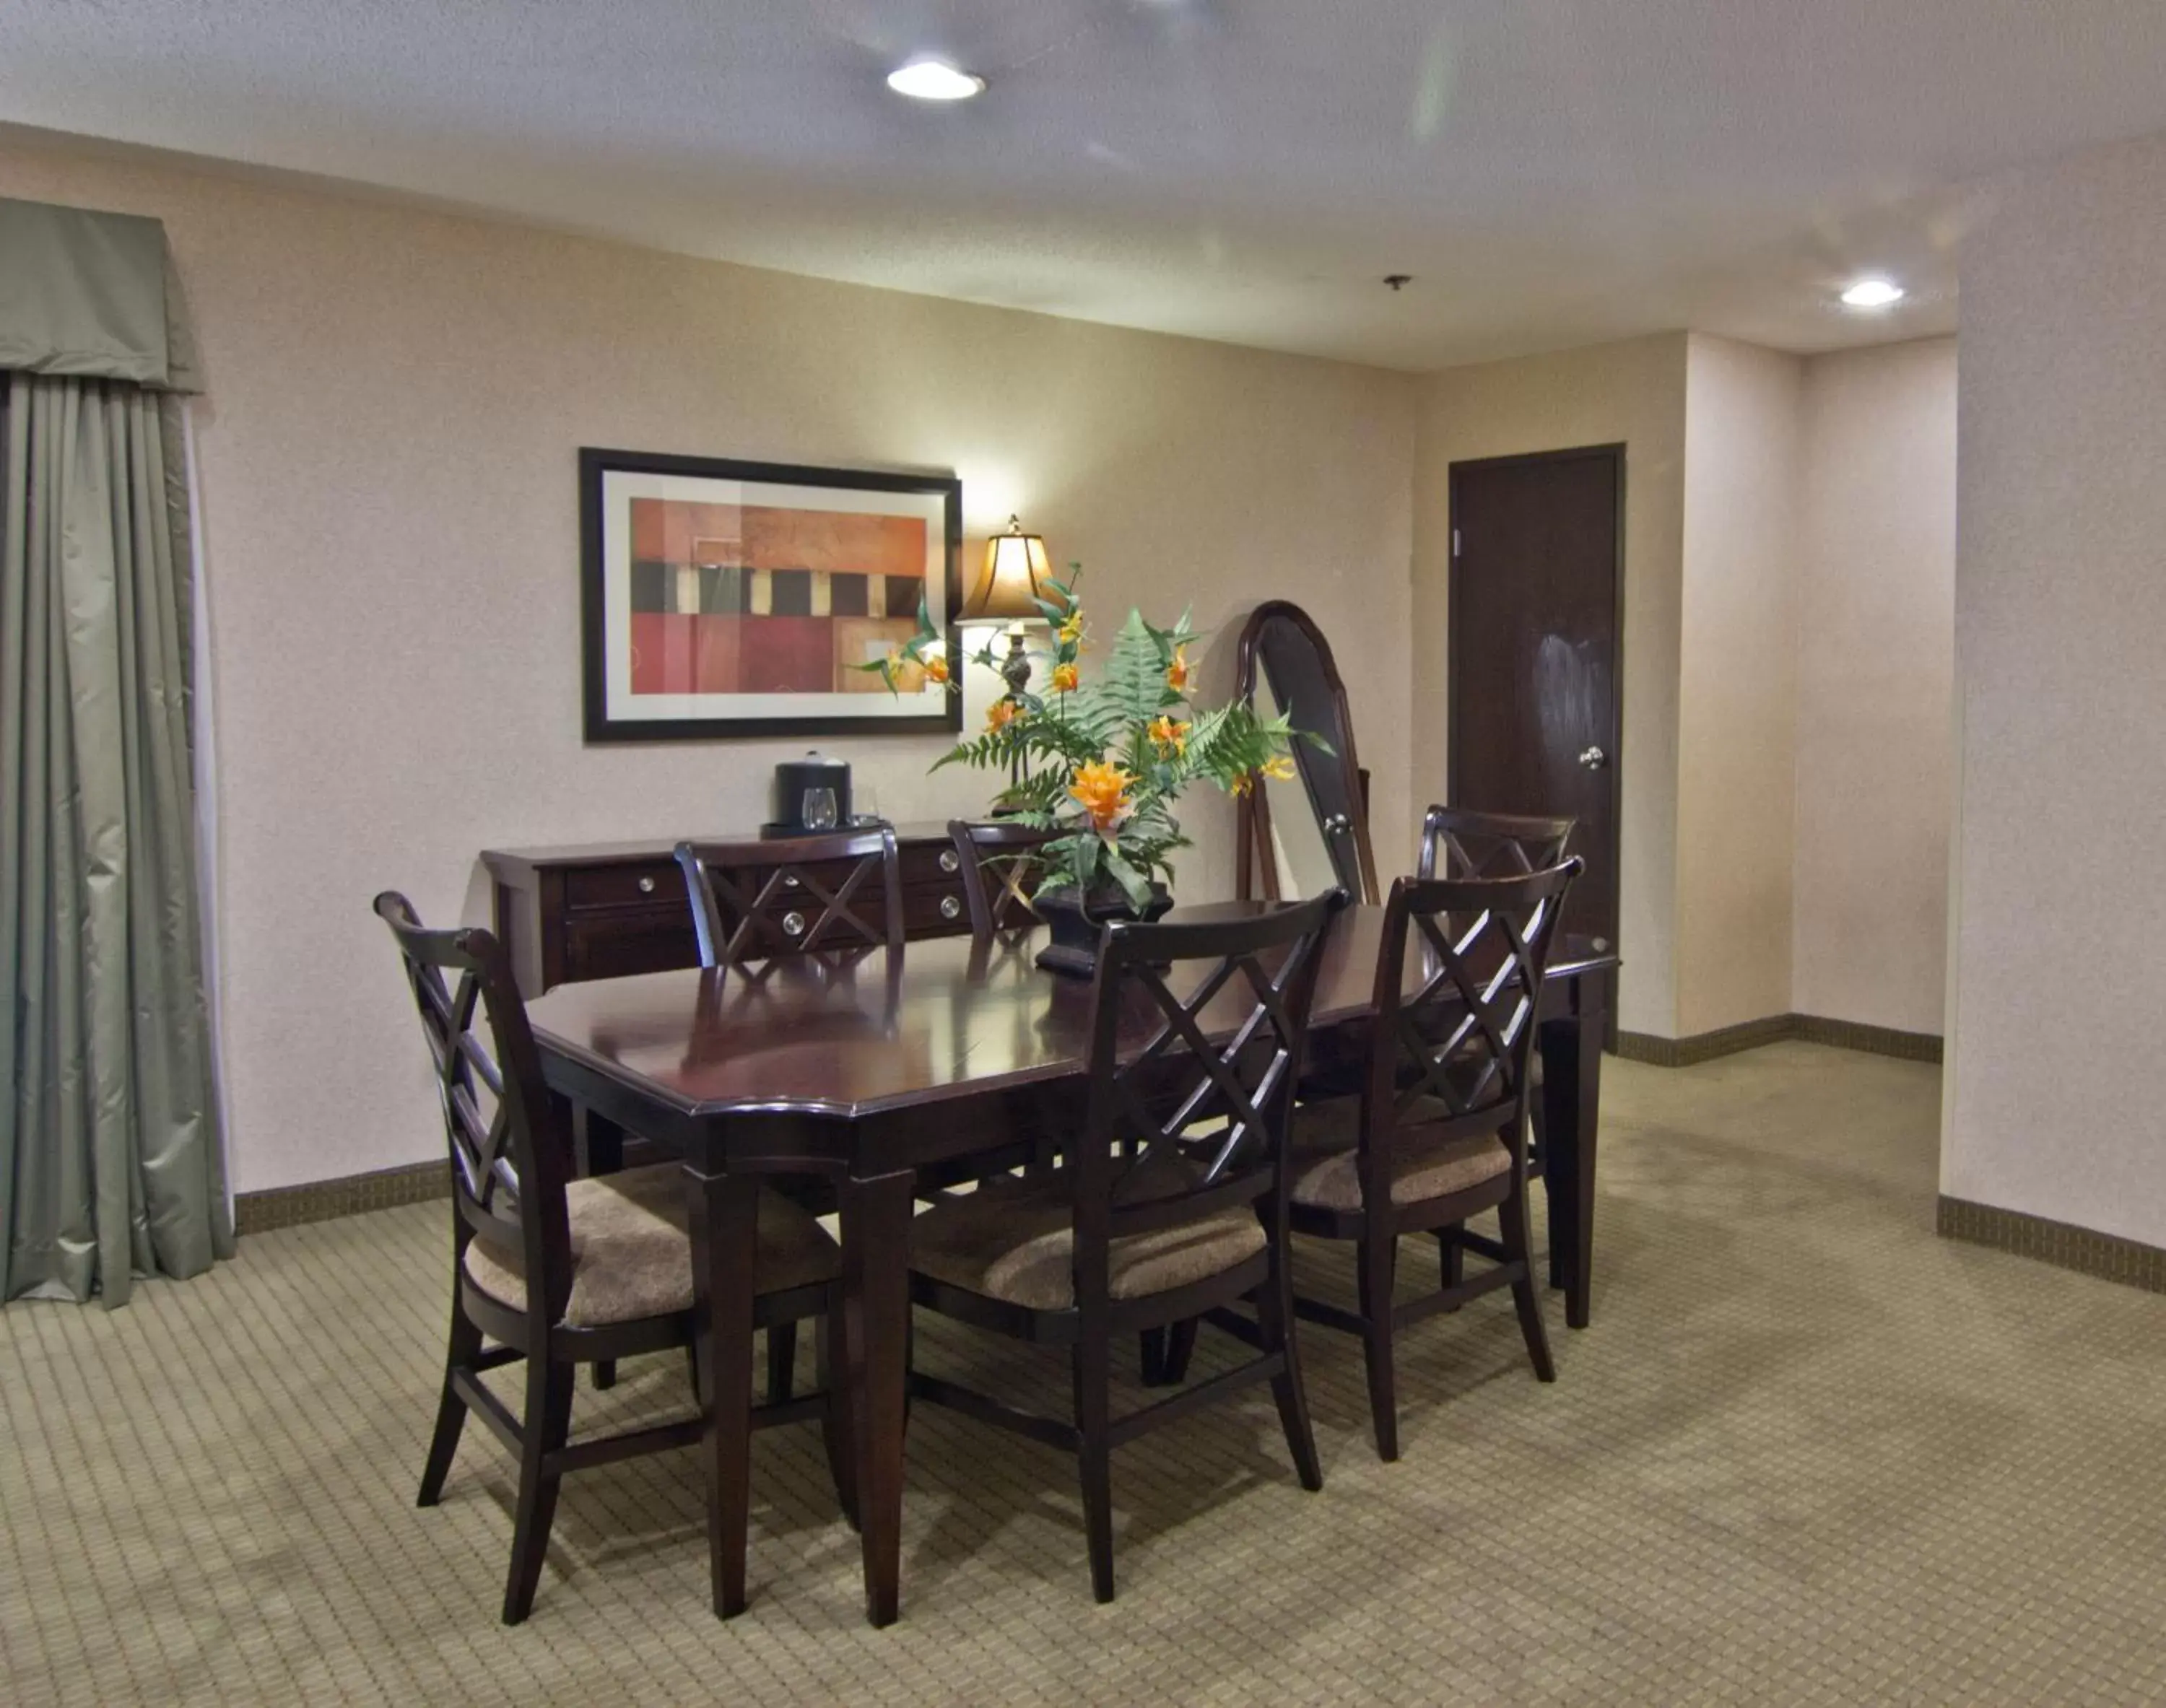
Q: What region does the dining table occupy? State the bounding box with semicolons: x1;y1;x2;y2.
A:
526;902;1617;1626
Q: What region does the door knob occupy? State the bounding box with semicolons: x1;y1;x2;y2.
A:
1578;746;1607;770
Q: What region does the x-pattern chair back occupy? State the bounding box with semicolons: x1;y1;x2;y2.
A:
675;828;905;967
1417;805;1576;883
374;892;575;1320
1371;861;1583;1149
948;819;1054;941
1070;894;1345;1274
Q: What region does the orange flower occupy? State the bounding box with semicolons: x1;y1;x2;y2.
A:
1069;760;1134;835
986;698;1019;733
1148;715;1188;756
1165;644;1191;694
923;650;950;685
1230;771;1253;797
1050;660;1080;694
1058;608;1086;647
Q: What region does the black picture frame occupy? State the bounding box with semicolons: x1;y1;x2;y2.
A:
579;447;965;742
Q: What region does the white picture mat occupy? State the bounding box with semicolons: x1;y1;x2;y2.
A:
600;470;949;722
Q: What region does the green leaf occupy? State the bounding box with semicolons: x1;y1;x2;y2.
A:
1101;847;1154;911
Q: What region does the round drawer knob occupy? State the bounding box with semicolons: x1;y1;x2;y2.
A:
781;910;806;937
637;875;656;894
940;894;962;921
939;849;960;873
785;874;802;889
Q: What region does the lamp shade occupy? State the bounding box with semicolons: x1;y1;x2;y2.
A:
962;516;1052;622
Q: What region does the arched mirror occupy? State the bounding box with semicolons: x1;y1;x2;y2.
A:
1233;601;1380;904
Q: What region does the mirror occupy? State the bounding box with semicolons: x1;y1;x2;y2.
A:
1234;601;1378;903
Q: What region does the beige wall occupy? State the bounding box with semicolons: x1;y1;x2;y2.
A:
1413;335;1689;1037
1945;129;2166;1245
1794;339;1957;1035
0;139;1417;1194
1676;335;1802;1034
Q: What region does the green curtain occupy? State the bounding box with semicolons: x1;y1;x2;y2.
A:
1;370;232;1305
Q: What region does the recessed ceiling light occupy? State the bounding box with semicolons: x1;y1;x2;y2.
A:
887;59;986;101
1840;277;1905;310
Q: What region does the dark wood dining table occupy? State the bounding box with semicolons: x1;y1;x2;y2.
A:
526;903;1617;1626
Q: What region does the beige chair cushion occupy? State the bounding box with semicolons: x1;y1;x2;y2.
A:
910;1162;1268;1313
462;1163;840;1328
1288;1097;1511;1213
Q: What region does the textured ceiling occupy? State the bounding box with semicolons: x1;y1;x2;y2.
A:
6;0;2166;369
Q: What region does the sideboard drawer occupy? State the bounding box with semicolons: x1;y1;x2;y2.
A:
564;908;698;982
565;860;682;912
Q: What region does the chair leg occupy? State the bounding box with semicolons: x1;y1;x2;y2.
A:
1138;1326;1167;1387
1160;1317;1199;1386
818;1296;858;1530
1356;1234;1401;1463
1436;1226;1465;1292
1256;1253;1323;1491
1500;1184;1557;1383
592;1359;617;1391
417;1298;484;1507
684;1338;701;1395
767;1322;797;1405
502;1356;574;1625
1073;1333;1117;1605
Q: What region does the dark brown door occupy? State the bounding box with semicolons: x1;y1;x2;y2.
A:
1448;445;1622;955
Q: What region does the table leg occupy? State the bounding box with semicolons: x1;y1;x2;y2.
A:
1538;990;1605;1330
840;1169;915;1627
684;1162;758;1618
578;1107;625;1177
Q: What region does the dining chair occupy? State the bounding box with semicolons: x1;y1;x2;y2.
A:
673;828;904;1406
674;826;905;964
905;891;1345;1602
947;817;1054;940
1417;804;1575;882
1414;805;1576;1286
374;892;853;1624
1282;860;1580;1461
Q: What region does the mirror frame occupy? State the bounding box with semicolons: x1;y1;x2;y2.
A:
1232;599;1380;905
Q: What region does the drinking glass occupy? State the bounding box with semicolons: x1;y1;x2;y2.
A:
801;786;839;832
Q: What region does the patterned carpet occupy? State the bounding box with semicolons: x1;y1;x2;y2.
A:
6;1042;2165;1706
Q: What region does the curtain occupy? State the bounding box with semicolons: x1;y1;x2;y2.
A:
1;368;232;1304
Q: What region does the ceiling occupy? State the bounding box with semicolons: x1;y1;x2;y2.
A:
7;1;2166;370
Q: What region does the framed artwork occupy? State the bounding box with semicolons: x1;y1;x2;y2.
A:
580;448;963;741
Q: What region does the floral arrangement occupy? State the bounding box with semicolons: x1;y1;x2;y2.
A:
866;568;1306;910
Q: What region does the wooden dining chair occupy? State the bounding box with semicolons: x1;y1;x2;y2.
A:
947;817;1054;940
674;826;904;964
1414;804;1577;1285
374;893;853;1624
1282;860;1580;1461
1417;804;1575;882
905;892;1345;1602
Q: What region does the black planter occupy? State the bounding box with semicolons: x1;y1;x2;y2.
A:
1033;881;1173;977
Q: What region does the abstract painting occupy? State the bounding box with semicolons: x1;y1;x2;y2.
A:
580;450;962;740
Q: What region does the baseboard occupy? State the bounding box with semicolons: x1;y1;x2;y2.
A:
1937;1195;2166;1295
234;1159;451;1235
1616;1012;1944;1068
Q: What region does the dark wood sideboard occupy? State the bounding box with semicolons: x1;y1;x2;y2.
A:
481;822;978;999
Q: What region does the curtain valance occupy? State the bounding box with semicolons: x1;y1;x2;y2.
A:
0;197;200;393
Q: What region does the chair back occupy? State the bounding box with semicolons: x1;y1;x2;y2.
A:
1416;805;1575;881
947;819;1055;940
674;827;904;965
1069;893;1345;1309
1366;861;1582;1164
374;892;573;1323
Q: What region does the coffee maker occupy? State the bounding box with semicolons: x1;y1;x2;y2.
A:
766;751;853;837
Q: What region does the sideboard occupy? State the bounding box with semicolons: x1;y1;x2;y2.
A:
481;822;979;998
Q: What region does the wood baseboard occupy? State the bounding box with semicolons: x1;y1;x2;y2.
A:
1937;1195;2166;1295
234;1159;451;1235
1615;1012;1944;1068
